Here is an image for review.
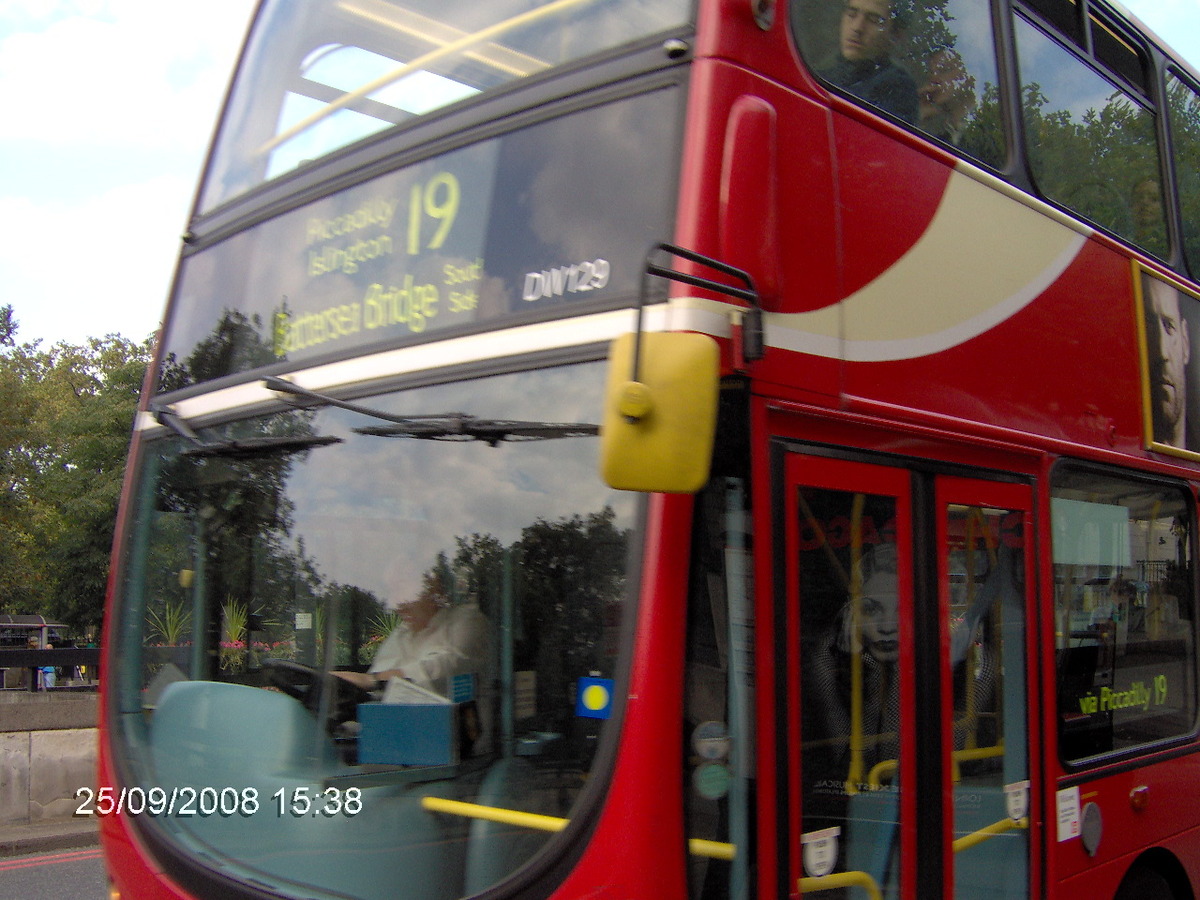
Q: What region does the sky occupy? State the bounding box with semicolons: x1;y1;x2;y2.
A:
0;0;1198;349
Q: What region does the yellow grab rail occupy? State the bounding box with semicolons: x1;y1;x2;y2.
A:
798;871;882;899
421;796;568;833
866;743;1006;789
419;796;736;860
953;816;1029;854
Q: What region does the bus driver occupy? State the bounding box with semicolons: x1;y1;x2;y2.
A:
336;569;490;698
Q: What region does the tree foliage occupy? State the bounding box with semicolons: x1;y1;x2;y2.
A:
0;305;152;634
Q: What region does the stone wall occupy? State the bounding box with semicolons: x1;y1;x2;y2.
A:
0;693;97;824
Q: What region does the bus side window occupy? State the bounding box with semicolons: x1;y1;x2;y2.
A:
789;0;1006;169
1051;469;1198;765
1014;15;1167;259
1166;71;1200;281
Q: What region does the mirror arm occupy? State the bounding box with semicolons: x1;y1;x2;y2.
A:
634;242;764;382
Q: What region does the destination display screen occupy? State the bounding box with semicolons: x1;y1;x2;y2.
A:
157;88;681;391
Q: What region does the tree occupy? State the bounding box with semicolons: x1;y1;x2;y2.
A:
39;337;153;630
0;316;52;612
0;323;152;633
0;305;15;347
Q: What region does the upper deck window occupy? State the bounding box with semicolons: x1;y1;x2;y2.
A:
1166;70;1200;279
790;0;1006;169
200;0;692;212
1015;13;1167;258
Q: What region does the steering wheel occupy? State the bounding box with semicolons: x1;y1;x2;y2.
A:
261;658;373;728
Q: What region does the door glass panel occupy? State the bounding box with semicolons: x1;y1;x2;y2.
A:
685;477;755;900
799;487;903;900
944;504;1029;900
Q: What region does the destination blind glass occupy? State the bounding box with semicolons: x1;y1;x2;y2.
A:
159;89;681;389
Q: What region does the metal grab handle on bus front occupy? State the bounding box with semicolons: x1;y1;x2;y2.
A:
635;242;763;382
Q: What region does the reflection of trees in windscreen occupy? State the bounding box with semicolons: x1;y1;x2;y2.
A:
157;309;276;394
151;433;343;679
515;507;628;726
147;309;348;678
436;508;628;731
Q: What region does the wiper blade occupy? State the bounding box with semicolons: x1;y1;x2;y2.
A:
355;415;599;447
263;376;458;426
181;434;343;460
262;377;597;446
153;407;204;446
153;404;342;459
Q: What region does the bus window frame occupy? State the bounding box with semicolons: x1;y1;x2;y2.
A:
1163;65;1200;282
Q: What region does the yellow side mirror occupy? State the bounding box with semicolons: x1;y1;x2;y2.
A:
600;332;720;493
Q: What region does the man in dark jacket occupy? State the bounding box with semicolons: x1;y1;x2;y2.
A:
821;0;919;124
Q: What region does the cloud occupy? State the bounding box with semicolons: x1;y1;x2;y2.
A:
0;0;252;151
0;0;255;345
0;174;192;344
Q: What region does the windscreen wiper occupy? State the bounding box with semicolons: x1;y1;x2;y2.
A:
354;415;598;446
262;376;597;446
152;405;343;460
180;434;343;460
263;376;460;425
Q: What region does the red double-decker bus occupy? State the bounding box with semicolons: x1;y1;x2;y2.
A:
99;1;1200;898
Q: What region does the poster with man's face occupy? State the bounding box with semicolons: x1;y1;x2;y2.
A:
1138;265;1200;458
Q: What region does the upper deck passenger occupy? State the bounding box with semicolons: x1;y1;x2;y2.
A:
820;0;919;124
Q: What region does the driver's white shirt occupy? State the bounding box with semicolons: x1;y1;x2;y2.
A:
369;602;489;695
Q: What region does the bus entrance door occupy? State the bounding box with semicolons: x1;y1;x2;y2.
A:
784;453;1035;899
936;478;1035;900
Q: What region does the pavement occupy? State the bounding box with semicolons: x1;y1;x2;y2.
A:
0;816;99;857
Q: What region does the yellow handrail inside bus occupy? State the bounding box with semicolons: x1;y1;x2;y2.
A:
866;759;897;789
419;796;737;860
261;0;591;155
798;871;882;899
952;816;1029;853
866;743;1005;789
421;796;568;833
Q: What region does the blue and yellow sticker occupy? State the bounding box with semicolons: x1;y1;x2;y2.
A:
575;676;614;719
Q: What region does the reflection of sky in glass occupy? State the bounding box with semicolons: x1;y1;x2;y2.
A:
282;362;635;604
941;0;1000;104
268;95;385;178
1016;16;1120;122
268;44;481;178
302;44;481;113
